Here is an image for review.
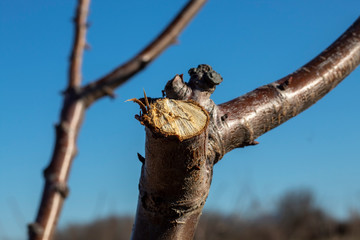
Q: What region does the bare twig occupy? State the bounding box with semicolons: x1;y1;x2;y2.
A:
217;17;360;153
29;1;206;240
81;0;207;106
28;1;90;240
69;0;90;88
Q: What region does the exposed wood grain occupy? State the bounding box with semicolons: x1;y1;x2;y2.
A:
142;99;209;141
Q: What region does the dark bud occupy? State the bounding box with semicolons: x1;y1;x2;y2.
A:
204;71;223;86
188;64;223;91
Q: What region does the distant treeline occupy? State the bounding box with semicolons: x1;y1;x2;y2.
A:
55;190;360;240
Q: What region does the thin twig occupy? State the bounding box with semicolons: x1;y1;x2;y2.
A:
28;1;90;240
81;0;207;105
69;0;90;88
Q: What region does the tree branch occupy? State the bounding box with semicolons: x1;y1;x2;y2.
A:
218;17;360;153
28;1;90;240
69;0;90;88
81;0;207;106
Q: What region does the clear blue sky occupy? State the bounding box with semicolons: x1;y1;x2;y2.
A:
1;1;360;239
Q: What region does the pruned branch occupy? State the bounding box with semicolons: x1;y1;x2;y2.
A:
29;1;206;240
133;67;219;240
217;17;360;154
80;0;207;106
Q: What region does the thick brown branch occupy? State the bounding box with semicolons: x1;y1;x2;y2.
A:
218;17;360;153
69;0;90;88
130;65;225;239
81;0;207;105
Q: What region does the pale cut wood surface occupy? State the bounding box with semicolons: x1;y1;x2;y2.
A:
145;99;209;141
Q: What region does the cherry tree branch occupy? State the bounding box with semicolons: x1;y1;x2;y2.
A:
81;0;207;106
217;17;360;153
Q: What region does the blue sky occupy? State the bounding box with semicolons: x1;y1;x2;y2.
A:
1;1;360;239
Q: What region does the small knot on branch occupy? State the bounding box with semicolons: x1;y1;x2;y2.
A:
53;182;70;198
84;42;91;50
276;76;293;91
86;21;92;29
220;114;228;121
28;222;44;236
60;86;82;100
55;122;71;134
103;86;116;99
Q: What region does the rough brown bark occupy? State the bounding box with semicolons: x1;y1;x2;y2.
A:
28;1;206;240
132;125;210;240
